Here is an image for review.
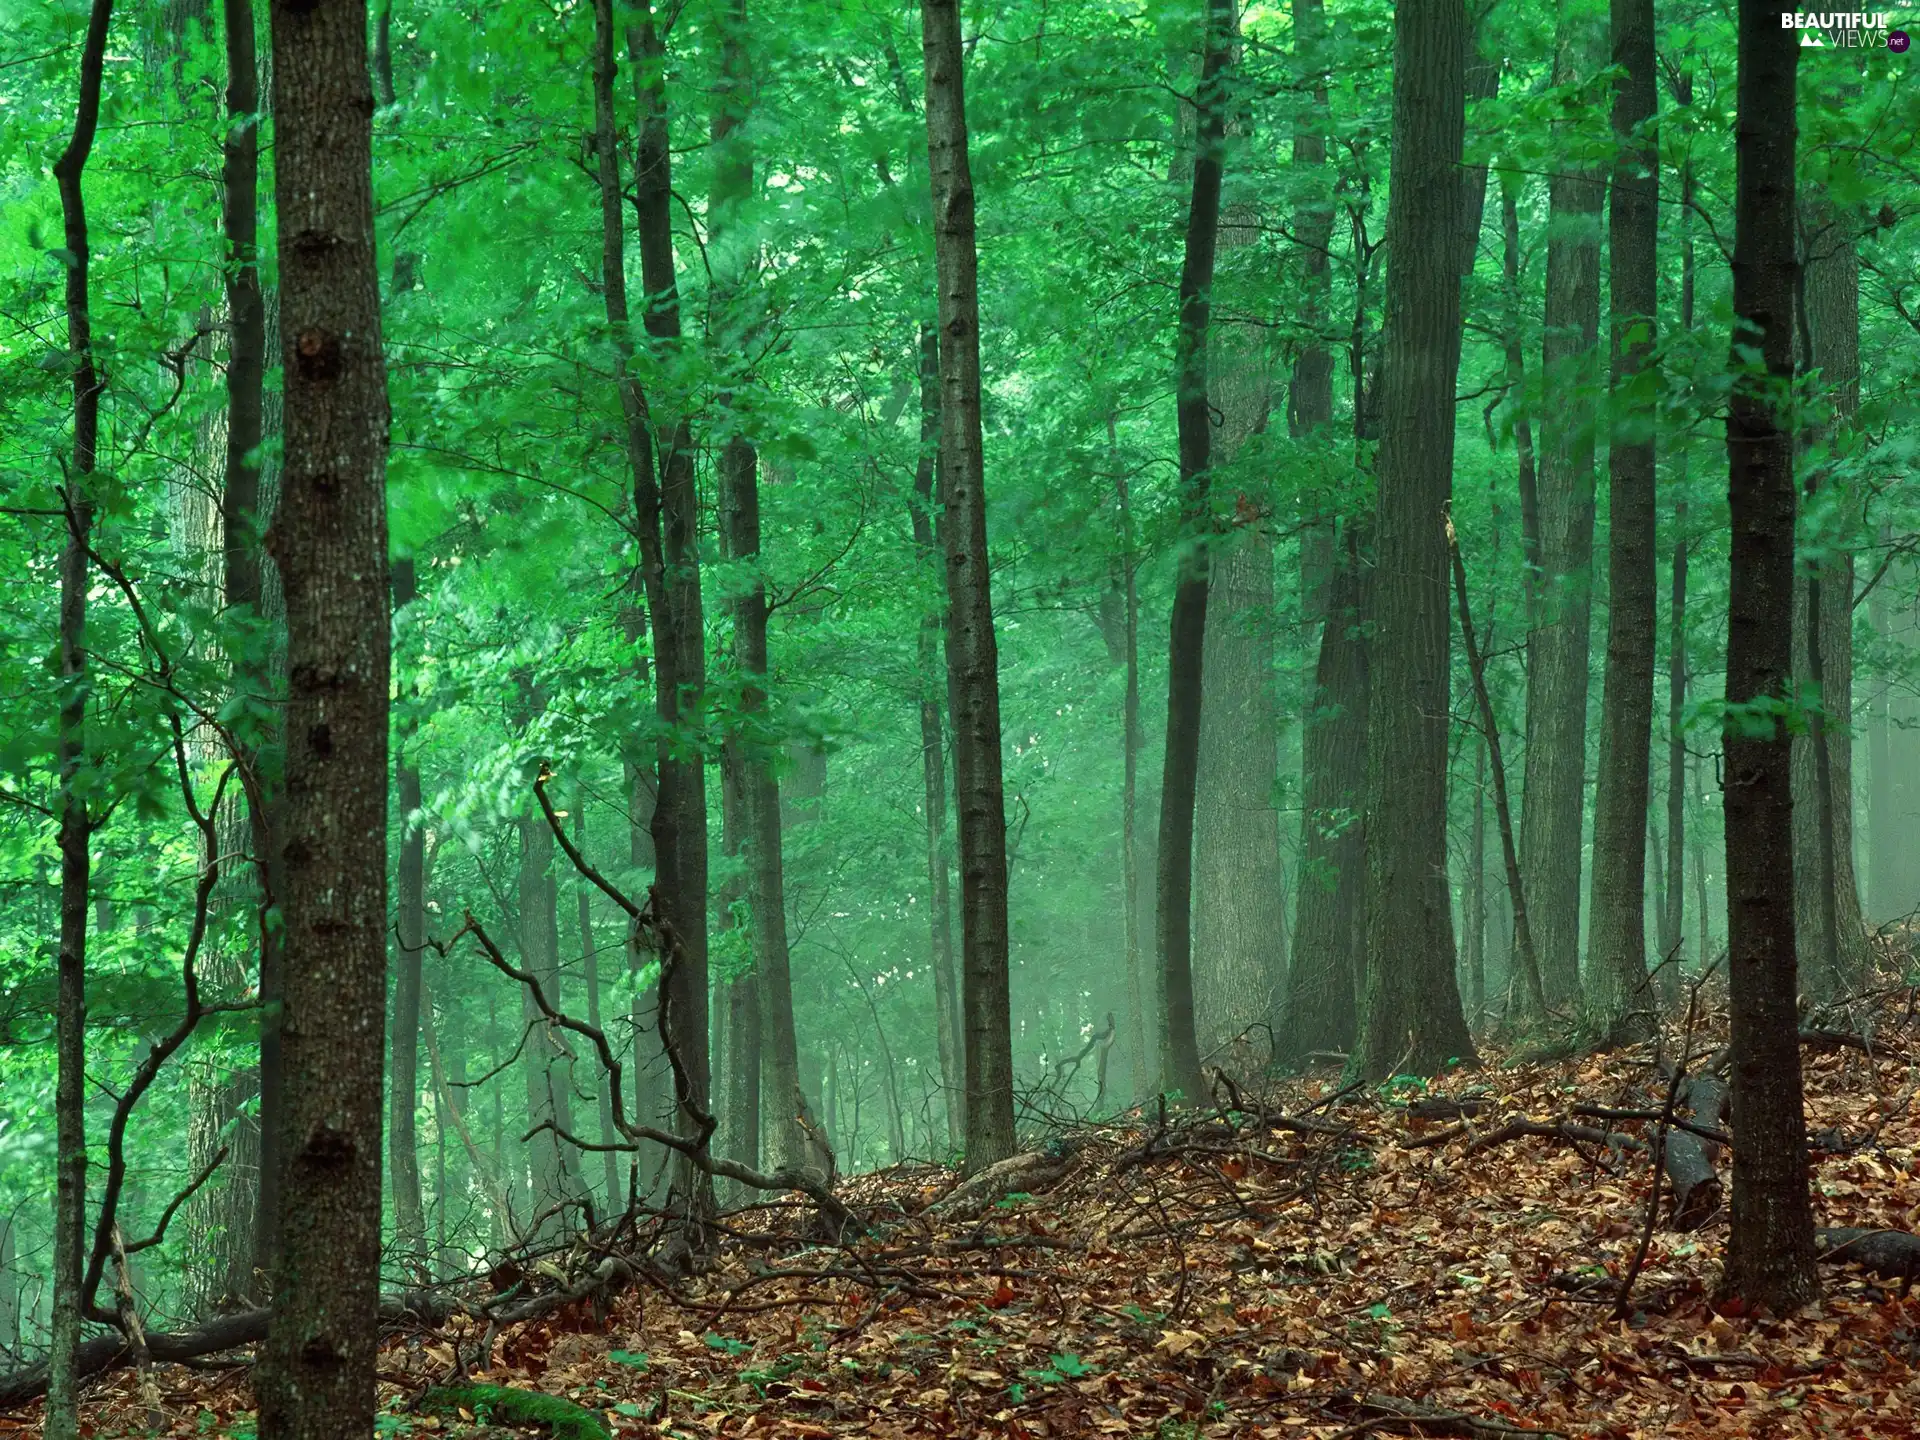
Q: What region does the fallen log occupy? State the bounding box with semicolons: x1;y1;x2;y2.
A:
2;1286;490;1411
1659;1131;1721;1230
931;1147;1078;1221
0;1307;267;1411
1816;1227;1920;1287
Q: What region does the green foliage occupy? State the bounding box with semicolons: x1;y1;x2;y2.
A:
417;1385;610;1440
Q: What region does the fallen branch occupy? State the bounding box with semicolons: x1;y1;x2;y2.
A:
1816;1227;1920;1287
1346;1390;1566;1438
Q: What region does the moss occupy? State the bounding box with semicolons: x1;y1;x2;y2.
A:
417;1384;612;1440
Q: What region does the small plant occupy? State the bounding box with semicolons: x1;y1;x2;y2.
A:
702;1332;752;1356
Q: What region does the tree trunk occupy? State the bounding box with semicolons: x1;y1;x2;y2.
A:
46;5;111;1430
1194;524;1285;1071
1468;735;1486;1027
1285;96;1370;1063
1518;7;1605;1011
575;800;621;1205
515;697;579;1238
628;7;712;1215
1353;0;1477;1080
1792;207;1869;994
257;0;393;1433
590;0;710;1213
1717;2;1817;1312
719;433;808;1175
1662;106;1697;964
920;0;1017;1168
1192;71;1283;1072
911;327;965;1145
390;559;427;1275
1583;0;1657;1043
1501;185;1541;620
1155;0;1231;1104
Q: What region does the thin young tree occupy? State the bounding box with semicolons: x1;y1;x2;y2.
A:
920;0;1016;1166
1155;0;1232;1104
255;0;393;1435
1583;0;1657;1042
1352;0;1477;1080
45;3;113;1434
1717;0;1818;1311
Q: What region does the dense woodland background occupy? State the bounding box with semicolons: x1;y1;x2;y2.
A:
1;0;1918;1432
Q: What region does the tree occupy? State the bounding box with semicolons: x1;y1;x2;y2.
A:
1352;0;1476;1081
45;3;113;1434
921;0;1016;1166
1583;0;1657;1043
1519;0;1605;1011
254;0;392;1435
1717;0;1817;1312
1155;0;1232;1105
1791;189;1869;995
390;559;428;1272
910;326;966;1143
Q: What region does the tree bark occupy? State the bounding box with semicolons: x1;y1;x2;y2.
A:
1353;0;1477;1080
920;0;1017;1167
911;327;965;1144
574;799;621;1205
257;0;393;1433
1717;1;1817;1312
1583;0;1658;1043
1662;89;1697;965
628;7;712;1214
1154;0;1231;1104
1518;7;1605;1011
390;559;427;1274
1791;205;1868;994
1194;522;1284;1070
46;4;112;1431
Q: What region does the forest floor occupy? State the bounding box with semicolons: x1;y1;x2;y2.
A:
43;989;1920;1439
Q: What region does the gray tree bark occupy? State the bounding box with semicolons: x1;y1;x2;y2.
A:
921;0;1017;1166
256;0;393;1431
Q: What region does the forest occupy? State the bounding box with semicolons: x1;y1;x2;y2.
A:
2;0;1918;1434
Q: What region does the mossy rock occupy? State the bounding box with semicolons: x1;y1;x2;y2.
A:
417;1384;611;1440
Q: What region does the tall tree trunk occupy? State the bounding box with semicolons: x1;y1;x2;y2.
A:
708;0;795;1185
257;0;393;1432
920;0;1017;1167
389;559;427;1275
46;5;112;1430
1284;17;1369;1058
911;327;965;1144
213;0;290;1298
1499;184;1541;619
1792;207;1869;994
1119;457;1148;1100
1154;0;1231;1104
1583;0;1657;1043
720;434;807;1175
1468;734;1487;1027
1193;521;1284;1070
589;0;710;1213
1717;1;1817;1312
1192;56;1283;1071
575;800;621;1206
516;692;579;1238
1662;94;1697;965
627;7;712;1214
1353;0;1477;1080
1518;6;1605;1011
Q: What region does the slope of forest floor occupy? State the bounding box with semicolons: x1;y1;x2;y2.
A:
43;992;1920;1439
